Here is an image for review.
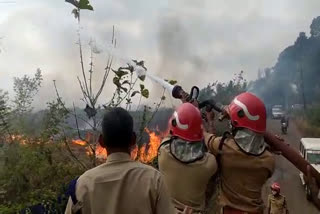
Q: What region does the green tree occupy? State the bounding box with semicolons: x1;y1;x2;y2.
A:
0;90;11;138
199;71;247;105
310;16;320;38
13;69;42;115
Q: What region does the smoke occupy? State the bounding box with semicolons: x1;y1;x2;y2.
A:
156;13;207;88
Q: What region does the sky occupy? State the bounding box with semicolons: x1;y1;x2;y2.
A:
0;0;320;110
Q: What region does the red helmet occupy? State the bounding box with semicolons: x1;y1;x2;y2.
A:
169;103;203;141
228;92;266;133
271;182;281;192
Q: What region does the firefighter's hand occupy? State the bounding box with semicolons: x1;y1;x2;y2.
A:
306;165;320;210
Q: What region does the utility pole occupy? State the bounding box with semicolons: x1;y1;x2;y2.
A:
300;64;307;110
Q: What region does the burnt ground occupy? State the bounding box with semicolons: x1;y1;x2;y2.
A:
262;120;319;214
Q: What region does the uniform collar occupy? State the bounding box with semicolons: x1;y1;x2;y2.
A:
106;152;132;163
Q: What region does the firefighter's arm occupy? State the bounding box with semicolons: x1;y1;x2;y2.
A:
204;109;216;135
306;165;320;210
155;176;175;214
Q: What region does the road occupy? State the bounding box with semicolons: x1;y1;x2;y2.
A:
262;120;319;214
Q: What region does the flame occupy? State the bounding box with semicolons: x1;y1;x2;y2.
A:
71;128;165;163
138;128;162;163
95;144;107;159
72;139;87;146
10;135;28;145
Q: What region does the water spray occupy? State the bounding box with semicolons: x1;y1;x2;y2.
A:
109;46;320;185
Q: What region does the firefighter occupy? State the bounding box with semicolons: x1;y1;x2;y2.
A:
267;182;288;214
204;92;276;214
65;107;175;214
158;103;218;214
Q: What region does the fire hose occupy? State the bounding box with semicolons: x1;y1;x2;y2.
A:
171;85;320;186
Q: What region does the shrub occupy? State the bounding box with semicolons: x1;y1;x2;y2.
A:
0;141;84;213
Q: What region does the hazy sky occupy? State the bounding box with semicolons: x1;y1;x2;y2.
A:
0;0;320;109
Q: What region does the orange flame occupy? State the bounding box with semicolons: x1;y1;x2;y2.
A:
138;128;162;163
71;128;165;163
72;139;87;146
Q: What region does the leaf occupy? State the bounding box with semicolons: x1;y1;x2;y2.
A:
112;69;128;78
121;87;128;93
138;75;146;81
131;91;140;97
113;77;121;88
140;84;145;91
122;80;130;85
168;80;177;85
71;8;79;19
84;104;97;118
78;0;94;10
141;89;149;98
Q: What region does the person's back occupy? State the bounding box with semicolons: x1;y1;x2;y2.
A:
206;136;274;213
268;194;287;214
67;152;170;214
65;107;174;214
159;141;216;211
158;103;217;213
204;92;275;214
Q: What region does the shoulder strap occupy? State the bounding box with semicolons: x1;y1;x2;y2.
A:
282;195;286;206
67;177;79;205
216;132;230;167
158;137;173;153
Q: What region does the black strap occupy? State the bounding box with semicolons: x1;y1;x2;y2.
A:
216;132;230;167
158;137;172;154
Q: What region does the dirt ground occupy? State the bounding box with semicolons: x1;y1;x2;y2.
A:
262;120;319;214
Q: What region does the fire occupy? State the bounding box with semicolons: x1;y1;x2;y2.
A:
138;128;162;163
95;144;107;159
71;128;165;163
72;139;87;146
10;135;29;145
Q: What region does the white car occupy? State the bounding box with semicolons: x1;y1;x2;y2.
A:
299;138;320;200
271;105;284;119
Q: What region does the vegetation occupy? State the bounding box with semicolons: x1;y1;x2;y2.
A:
250;16;320;108
1;0;320;213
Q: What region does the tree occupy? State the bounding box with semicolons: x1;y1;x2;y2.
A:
250;16;320;108
57;0;152;167
310;16;320;38
0;90;11;137
198;71;247;105
13;69;42;115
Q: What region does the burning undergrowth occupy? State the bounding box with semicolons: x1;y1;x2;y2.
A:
72;128;166;164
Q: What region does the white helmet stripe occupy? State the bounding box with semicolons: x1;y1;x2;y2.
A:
174;111;189;130
234;98;260;121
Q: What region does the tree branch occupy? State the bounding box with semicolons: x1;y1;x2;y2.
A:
53;80;94;129
62;130;87;170
77;29;90;99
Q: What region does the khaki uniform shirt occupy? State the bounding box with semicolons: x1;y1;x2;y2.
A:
158;139;217;211
267;194;287;214
204;132;275;213
65;152;175;214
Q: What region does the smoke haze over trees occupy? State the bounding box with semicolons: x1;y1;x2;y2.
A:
250;16;320;108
